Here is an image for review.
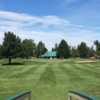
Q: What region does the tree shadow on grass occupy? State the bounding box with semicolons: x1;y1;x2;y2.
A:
2;62;25;66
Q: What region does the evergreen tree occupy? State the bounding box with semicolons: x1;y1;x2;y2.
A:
36;41;47;57
94;40;100;56
0;45;2;59
71;47;79;57
57;39;71;58
52;43;58;51
88;46;95;57
78;42;89;58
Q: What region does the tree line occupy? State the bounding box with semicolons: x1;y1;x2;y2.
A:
0;32;47;64
53;40;100;59
0;32;100;64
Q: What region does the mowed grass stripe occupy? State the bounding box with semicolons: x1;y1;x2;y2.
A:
59;63;88;84
74;64;100;98
76;62;100;71
52;63;70;85
38;63;56;86
0;60;47;78
8;65;39;78
0;59;100;100
0;65;26;78
8;62;47;79
79;62;100;72
85;63;100;73
0;64;49;99
69;64;99;83
27;63;48;81
8;59;47;78
75;64;100;79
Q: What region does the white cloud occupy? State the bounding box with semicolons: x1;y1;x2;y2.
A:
0;10;99;49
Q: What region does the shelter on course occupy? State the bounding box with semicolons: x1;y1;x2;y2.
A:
41;51;57;58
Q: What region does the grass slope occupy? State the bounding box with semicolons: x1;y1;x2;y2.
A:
0;59;100;100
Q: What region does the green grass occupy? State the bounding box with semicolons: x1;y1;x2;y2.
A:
0;58;100;100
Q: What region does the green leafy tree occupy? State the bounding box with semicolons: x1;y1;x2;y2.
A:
36;41;47;57
2;32;22;64
94;40;100;56
57;39;71;58
21;39;36;58
78;42;89;58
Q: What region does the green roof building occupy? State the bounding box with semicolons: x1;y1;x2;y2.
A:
41;51;57;58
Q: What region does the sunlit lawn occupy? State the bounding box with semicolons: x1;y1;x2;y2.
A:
0;58;100;100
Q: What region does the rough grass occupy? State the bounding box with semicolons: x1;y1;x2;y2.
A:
0;59;100;100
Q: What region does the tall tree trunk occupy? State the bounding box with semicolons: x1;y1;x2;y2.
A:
8;56;12;64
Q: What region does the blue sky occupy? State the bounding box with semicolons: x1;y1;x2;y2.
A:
0;0;100;49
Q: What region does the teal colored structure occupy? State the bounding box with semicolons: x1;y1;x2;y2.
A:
7;91;31;100
68;91;97;100
41;51;57;58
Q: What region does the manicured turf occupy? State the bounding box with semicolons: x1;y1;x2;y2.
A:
0;59;100;100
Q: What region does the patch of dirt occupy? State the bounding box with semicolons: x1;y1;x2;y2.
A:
76;60;97;64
